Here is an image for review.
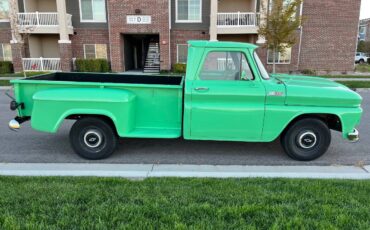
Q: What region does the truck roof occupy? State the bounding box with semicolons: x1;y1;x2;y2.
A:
188;40;258;49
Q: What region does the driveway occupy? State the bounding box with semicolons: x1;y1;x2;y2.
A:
0;90;369;166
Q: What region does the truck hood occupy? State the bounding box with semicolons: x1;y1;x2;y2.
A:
272;74;362;108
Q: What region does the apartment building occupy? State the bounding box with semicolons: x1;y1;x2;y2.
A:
359;18;370;42
0;0;361;73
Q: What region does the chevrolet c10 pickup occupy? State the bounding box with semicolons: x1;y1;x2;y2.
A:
8;40;362;161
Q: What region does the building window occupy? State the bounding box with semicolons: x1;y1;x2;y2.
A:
80;0;106;22
267;46;292;64
0;0;9;21
84;44;107;59
176;0;202;23
0;43;12;61
177;44;188;63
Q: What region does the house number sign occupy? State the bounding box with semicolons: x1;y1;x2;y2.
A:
127;15;152;24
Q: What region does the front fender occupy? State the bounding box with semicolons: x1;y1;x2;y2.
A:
31;88;136;136
262;105;362;141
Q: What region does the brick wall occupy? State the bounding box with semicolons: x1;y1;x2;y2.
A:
70;28;110;60
107;0;170;72
298;0;361;73
0;28;12;44
170;30;209;66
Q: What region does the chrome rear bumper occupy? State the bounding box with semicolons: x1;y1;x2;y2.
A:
8;116;30;131
348;129;359;142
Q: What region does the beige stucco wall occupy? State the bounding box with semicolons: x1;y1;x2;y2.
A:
217;34;258;43
218;0;256;12
28;35;60;58
25;0;57;12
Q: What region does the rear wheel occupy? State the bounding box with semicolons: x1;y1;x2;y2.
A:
69;117;118;160
281;118;331;161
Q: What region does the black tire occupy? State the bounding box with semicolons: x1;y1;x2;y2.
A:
359;59;365;64
281;118;331;161
69;117;118;160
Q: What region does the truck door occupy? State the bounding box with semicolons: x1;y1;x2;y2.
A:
187;50;266;141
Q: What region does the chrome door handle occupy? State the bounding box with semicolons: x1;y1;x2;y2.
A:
194;87;209;91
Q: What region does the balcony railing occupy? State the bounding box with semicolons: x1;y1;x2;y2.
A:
22;58;61;71
217;12;260;27
17;12;72;27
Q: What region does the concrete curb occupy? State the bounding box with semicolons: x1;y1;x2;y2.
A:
0;163;369;179
0;86;11;90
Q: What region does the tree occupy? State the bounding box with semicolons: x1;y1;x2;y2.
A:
357;41;370;54
1;0;35;77
258;0;302;73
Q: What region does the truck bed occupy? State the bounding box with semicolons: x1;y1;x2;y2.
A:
28;72;183;85
11;72;184;138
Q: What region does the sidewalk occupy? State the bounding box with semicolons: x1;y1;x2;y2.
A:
0;163;369;179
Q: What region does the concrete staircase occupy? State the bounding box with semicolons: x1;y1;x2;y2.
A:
144;42;160;73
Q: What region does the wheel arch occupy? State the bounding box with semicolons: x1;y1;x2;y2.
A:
281;113;342;137
52;109;120;136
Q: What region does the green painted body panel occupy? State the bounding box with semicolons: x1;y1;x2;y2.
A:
11;40;363;142
11;80;183;138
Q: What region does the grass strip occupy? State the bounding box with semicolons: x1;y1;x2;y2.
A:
0;72;49;78
355;64;370;73
336;81;370;88
0;80;10;86
319;75;370;79
0;177;369;229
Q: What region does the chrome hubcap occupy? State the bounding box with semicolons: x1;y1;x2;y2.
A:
83;130;103;148
298;131;317;149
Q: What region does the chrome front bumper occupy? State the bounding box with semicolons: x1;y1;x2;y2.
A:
348;129;359;142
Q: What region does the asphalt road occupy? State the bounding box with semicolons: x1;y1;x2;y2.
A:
0;90;369;166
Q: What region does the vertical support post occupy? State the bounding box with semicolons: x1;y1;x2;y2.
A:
40;57;44;71
36;11;40;25
209;0;218;41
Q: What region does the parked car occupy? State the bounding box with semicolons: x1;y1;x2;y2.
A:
355;52;369;64
8;41;362;161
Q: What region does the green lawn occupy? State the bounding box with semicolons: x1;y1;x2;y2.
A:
355;64;370;73
0;177;369;229
337;81;370;88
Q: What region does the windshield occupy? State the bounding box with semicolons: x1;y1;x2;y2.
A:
254;51;270;80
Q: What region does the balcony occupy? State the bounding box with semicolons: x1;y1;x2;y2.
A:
17;12;73;34
22;58;61;71
217;12;260;34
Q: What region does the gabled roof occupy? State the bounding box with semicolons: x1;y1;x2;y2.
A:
188;40;258;49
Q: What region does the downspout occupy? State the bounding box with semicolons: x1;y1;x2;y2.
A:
168;0;172;70
296;1;303;72
106;0;114;71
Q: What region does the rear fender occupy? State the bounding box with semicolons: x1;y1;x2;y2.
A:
31;88;136;136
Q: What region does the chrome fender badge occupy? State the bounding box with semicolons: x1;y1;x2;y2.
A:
268;91;284;96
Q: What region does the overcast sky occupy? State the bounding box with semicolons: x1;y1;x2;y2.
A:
361;0;370;19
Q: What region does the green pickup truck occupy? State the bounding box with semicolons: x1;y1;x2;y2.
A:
8;41;362;161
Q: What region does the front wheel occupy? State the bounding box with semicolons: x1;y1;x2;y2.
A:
281;118;331;161
69;117;118;160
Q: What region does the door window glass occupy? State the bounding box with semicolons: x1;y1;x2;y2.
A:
199;51;253;81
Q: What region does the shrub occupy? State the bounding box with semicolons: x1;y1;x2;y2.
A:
173;63;186;73
0;61;14;74
75;59;110;72
300;69;316;75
